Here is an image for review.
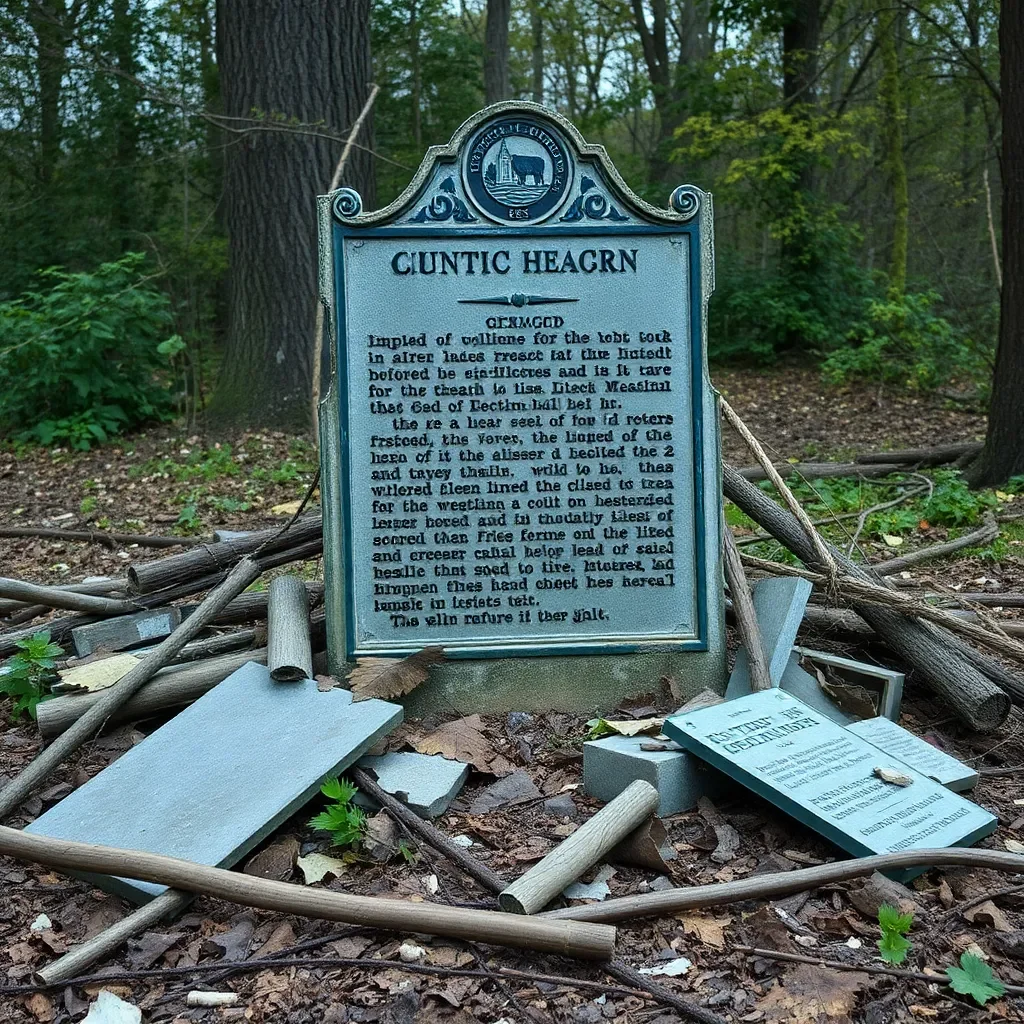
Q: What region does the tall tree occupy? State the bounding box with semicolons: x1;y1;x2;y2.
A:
210;0;375;428
484;0;510;104
876;3;907;295
966;2;1023;487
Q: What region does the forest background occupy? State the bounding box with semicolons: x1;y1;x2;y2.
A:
0;0;1015;478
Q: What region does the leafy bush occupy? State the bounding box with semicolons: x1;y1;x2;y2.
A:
0;631;62;720
822;291;980;389
0;253;181;448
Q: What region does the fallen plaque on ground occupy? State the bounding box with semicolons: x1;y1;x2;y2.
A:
317;102;726;712
664;689;995;877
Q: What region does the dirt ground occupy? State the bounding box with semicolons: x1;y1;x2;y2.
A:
2;366;1023;1024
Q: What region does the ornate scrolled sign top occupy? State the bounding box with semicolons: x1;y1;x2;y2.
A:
317;102;725;711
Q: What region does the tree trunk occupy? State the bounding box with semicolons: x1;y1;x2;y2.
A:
531;2;544;104
877;5;908;295
29;0;70;190
210;0;375;429
410;0;422;147
965;2;1024;488
484;0;511;105
111;0;139;250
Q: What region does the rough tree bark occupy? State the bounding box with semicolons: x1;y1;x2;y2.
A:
876;3;908;295
111;0;139;249
965;2;1024;487
210;0;375;429
484;0;511;105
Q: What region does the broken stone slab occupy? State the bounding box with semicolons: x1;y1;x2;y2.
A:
794;646;904;721
665;689;996;881
848;716;979;792
583;733;729;817
25;662;403;902
727;577;813;697
212;529;253;544
71;607;182;658
352;751;468;818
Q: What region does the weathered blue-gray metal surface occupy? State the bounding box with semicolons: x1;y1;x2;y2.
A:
318;102;726;710
664;689;995;878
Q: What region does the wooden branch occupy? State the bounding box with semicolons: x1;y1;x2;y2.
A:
873;515;999;575
723;464;1009;731
0;557;262;819
35;648;268;739
542;847;1024;924
855;441;982;467
722;527;772;691
499;780;659;915
35;889;193;986
0;579;137;616
0;827;616;961
0;578;126;616
0;526;202;549
735;461;905;482
267;576;312;682
349;766;508;895
206;582;324;626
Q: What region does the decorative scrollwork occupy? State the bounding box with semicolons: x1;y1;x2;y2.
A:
559;176;629;223
669;185;700;220
333;188;362;219
410;176;478;223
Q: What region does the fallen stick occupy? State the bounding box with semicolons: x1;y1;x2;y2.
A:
873;514;999;575
723;464;1010;731
855;441;982;466
542;847;1024;924
36;648;268;739
0;526;202;549
0;579;138;616
0;826;615;960
499;780;659;915
0;578;126;616
0;557;262;819
267;576;312;682
127;513;322;595
35;889;193;985
735;461;905;482
349;767;508;894
722;526;772;692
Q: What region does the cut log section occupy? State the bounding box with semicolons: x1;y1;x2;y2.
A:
267;576;312;682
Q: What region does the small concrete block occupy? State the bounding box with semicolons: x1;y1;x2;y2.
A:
727;577;814;696
794;646;903;721
71;607;182;657
583;733;728;817
354;751;468;818
25;662;403;902
848;716;979;792
213;529;253;544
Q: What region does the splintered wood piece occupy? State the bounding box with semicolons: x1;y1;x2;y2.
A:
499;780;660;915
267;576;312;682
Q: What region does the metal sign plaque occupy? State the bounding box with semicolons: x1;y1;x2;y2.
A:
318;103;725;673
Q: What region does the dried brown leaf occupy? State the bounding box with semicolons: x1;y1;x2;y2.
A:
348;646;444;702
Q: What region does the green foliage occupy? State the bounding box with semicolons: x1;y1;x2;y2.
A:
922;471;998;527
308;777;367;849
876;903;913;965
0;254;180;448
945;953;1005;1006
1;631;62;720
134;444;241;483
821;292;982;389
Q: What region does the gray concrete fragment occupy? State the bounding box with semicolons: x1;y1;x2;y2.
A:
726;577;813;696
25;662;403;902
583;733;728;817
354;751;468;818
848;716;978;791
71;607;182;658
212;529;253;544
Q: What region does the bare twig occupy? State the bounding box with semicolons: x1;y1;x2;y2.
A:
723;526;773;690
872;514;999;575
0;526;201;549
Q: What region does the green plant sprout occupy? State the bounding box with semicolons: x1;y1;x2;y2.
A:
0;631;62;720
876;902;913;965
946;953;1006;1006
308;777;367;849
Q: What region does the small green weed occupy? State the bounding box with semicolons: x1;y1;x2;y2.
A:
877;903;913;964
308;777;367;849
1;631;62;720
946;952;1005;1006
79;495;98;516
134;444;240;483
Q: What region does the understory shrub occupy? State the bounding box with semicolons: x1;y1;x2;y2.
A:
821;290;980;389
0;253;181;448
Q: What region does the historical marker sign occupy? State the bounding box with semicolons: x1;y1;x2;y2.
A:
664;690;996;869
317;103;725;706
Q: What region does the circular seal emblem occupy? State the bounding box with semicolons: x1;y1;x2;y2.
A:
463;117;571;225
